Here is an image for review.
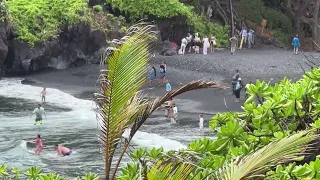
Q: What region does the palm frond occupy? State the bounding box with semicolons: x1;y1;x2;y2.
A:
93;23;157;179
129;81;221;139
147;150;203;180
209;129;318;180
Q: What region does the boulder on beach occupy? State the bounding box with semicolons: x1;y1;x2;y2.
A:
160;40;177;56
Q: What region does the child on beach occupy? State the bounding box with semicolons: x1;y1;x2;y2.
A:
40;88;47;103
29;134;44;154
166;80;172;94
199;114;204;134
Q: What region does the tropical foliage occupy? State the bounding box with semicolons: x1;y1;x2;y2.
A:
117;129;318;179
0;165;99;180
3;0;88;45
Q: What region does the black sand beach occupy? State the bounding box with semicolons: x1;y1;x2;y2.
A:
20;47;319;116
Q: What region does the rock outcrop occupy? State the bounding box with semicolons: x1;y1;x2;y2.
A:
159;40;177;56
0;22;8;75
2;23;108;75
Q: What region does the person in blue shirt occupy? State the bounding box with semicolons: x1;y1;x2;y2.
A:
292;34;300;55
165;80;172;94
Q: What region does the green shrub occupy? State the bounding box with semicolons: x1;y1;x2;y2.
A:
108;0;193;19
0;165;99;179
239;0;292;34
4;0;88;45
92;5;103;13
189;15;229;47
273;29;291;45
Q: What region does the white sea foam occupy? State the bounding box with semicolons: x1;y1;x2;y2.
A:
0;78;186;151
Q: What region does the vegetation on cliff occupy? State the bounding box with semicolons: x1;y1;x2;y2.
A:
3;0;88;45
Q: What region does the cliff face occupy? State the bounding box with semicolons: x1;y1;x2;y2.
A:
0;22;109;76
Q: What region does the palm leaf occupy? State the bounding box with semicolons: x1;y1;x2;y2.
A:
129;80;221;140
93;23;157;179
143;129;318;180
209;129;318;180
147;150;203;180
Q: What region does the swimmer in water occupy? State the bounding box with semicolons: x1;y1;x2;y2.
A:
40;88;47;103
29;134;44;154
55;144;72;156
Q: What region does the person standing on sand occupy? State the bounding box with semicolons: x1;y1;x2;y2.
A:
234;78;242;103
292;34;300;55
248;30;254;49
202;36;210;55
229;36;238;55
148;66;156;87
239;28;248;49
165;80;172;94
199;114;204;134
232;70;240;94
159;62;167;86
40;88;47;103
172;104;178;122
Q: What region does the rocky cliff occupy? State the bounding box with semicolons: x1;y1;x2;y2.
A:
0;21;109;76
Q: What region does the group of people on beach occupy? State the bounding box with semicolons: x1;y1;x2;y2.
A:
28;88;71;156
148;61;172;93
177;26;301;56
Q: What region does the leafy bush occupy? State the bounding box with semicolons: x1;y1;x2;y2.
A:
108;0;193;19
267;158;320;179
118;68;320;179
273;29;291;45
92;5;103;13
0;165;99;179
4;0;88;45
108;0;227;43
239;0;293;35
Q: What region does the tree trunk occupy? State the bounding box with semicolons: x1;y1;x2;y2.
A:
312;0;320;49
295;0;312;35
229;0;235;37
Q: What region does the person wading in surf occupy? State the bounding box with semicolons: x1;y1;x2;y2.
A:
55;144;72;156
29;134;44;154
30;104;46;125
40;88;47;103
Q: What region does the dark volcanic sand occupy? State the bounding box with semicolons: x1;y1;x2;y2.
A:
20;47;320;115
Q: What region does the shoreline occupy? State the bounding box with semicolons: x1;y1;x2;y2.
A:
13;48;318;114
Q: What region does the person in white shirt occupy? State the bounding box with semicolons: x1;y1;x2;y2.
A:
199;114;204;134
239;28;248;49
172;105;178;123
30;104;46;125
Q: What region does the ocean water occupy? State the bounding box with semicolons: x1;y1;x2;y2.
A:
0;78;213;178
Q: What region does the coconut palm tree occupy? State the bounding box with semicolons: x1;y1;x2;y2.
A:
93;22;221;180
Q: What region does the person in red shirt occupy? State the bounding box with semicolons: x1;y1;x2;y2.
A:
29;134;44;154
